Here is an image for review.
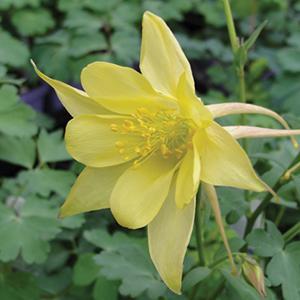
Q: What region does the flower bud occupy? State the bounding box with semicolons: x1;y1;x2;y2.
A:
242;256;266;297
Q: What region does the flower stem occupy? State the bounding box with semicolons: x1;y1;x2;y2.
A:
223;0;248;150
237;65;248;150
189;189;206;300
195;188;206;266
222;0;238;53
244;151;300;238
238;66;247;106
283;221;300;243
274;206;286;226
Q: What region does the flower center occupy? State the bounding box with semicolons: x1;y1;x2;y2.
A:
111;108;195;167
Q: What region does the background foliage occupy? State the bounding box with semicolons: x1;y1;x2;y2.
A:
0;0;300;299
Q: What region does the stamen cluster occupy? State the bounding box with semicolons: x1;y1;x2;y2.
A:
110;108;195;166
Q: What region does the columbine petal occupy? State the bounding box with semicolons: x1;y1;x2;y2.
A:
31;60;109;116
176;73;212;127
148;184;195;294
81;62;176;114
110;155;177;229
197;122;266;191
60;164;128;217
140;11;194;98
224;126;300;140
65;115;141;168
175;138;201;208
206;102;298;147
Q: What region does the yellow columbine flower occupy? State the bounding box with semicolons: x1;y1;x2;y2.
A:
32;11;300;294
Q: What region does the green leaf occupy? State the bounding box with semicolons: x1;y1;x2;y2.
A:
246;221;284;257
0;30;29;67
271;75;300;114
0;0;40;10
0;197;60;263
84;228;133;251
219;188;247;221
111;2;141;29
69;32;107;57
266;242;300;300
222;270;261;300
244;20;268;50
111;29;139;65
63;9;103;32
195;1;225;27
73;253;100;286
277;48;300;73
58;0;83;11
33;43;70;81
214;237;246;261
0;272;40;300
85;229;166;299
84;0;120;12
37;129;70;163
37;268;72;296
0;135;35;168
12;8;55;36
18;169;75;198
0;85;38;137
60;214;85;229
182;267;211;291
33;30;108;81
93;276;118;300
287;32;300;48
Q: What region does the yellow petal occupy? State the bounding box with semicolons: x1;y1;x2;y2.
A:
110;155;177;229
31;60;109;116
140;11;194;98
148;184;195;294
175;138;201;208
60;164;128;217
224;126;300;140
176;72;212;127
197;122;266;191
81;62;176;114
206;102;298;148
65;115;141;168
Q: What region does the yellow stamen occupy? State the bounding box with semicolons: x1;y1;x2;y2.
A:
134;146;142;154
115;141;125;148
114;108;197;166
110;124;119;132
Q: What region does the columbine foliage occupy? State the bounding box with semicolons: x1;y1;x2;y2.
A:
0;1;300;300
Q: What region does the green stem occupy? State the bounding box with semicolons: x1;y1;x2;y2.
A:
238;65;247;121
283;221;300;243
222;0;239;52
189;189;206;300
238;65;249;165
208;252;239;269
244;152;300;238
223;0;248;152
195;188;206;266
274;206;286;226
238;66;246;103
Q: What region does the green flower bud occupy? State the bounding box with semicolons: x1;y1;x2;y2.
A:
242;256;266;298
